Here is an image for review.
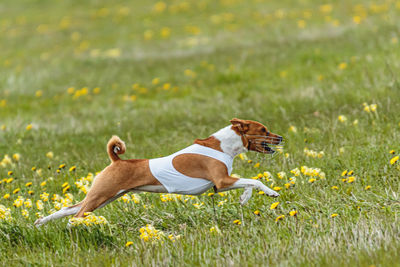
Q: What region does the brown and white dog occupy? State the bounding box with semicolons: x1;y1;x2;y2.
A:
34;118;283;227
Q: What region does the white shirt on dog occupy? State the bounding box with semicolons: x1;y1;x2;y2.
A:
149;144;233;195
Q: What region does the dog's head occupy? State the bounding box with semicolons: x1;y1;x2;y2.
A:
230;118;283;154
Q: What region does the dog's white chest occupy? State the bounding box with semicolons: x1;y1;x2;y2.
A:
149;144;233;195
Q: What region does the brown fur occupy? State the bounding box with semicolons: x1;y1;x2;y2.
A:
72;119;279;218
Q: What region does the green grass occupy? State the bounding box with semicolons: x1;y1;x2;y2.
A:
1;0;400;266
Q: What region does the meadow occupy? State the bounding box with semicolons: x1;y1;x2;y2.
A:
1;0;400;266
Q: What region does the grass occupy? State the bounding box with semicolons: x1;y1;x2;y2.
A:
1;0;400;266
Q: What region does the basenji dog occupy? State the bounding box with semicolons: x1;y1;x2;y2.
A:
35;118;283;226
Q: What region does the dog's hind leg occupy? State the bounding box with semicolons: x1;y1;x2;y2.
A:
34;202;82;227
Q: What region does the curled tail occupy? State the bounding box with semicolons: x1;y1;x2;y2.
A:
107;135;126;162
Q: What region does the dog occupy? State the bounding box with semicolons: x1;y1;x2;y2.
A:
34;118;283;226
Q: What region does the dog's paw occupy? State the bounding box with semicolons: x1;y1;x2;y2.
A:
239;188;253;205
265;189;279;197
34;217;44;228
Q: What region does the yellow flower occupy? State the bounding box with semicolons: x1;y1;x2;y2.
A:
254;210;260;216
389;150;395;154
207;192;214;197
341;170;348;177
26;124;33;131
28;190;34;195
331;186;339;190
347;176;356;183
46;151;54;159
338;115;347;123
348;170;354;175
275;215;285;222
209;226;221;234
353;16;361;24
390;155;399;165
31;166;37;171
273;186;282;191
125;241;134;247
365;185;371;190
288;125;297;133
40;181;47;187
63;185;70;194
331;213;338;218
233;219;241;225
69;166;76;172
308;178;316;183
7;171;13;176
253;162;260;168
297;20;306;28
13;188;20;194
3;194;10;199
151;77;160;85
25;182;32;187
160;27;171;38
59;164;66;169
13;153;20;161
35;90;43;97
289;210;298;216
258;191;265;195
338;62;347;70
270;202;280;210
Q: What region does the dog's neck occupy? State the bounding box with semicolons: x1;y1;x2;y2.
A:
212;125;247;158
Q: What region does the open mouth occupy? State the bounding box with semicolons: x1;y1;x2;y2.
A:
261;141;275;154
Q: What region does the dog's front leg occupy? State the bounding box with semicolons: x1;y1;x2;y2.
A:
218;178;279;205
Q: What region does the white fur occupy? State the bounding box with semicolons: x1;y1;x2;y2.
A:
35;205;81;227
217;178;279;205
212;125;247;158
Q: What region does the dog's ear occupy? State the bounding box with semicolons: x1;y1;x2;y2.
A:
230;118;250;133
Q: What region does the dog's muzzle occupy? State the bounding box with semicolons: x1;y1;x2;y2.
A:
245;135;285;155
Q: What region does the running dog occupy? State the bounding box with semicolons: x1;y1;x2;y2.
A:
35;118;283;226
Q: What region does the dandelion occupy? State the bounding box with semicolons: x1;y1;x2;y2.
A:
275;215;285;222
254;162;260;168
331;213;338;218
13;188;20;194
40;181;47;187
390;155;399;165
338;62;347;70
13;196;24;207
28;190;34;195
270;202;280;210
308;178;316;183
209;226;221;234
7;171;13;176
297;20;306;28
254;210;260;216
273;186;282;191
338;115;347;123
365;185;371;190
160;27;171;38
36;200;44;210
0;205;12;221
289;210;298;216
59;164;66;169
233;219;241;225
69;166;76;172
341;170;348;177
26;124;33;131
35;90;43;97
353;16;362;24
389;150;395;154
3;194;10;199
277;172;286;179
125;241;134;247
13;153;20;161
331;186;339;190
46;152;54;159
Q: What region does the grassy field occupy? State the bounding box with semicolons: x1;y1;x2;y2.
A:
1;0;400;266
